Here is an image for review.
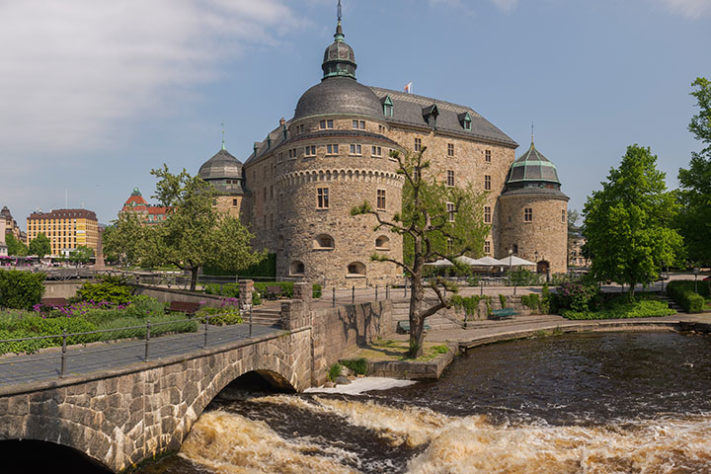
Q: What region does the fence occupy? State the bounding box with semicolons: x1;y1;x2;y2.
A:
0;308;279;387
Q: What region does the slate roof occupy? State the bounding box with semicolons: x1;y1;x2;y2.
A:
369;87;518;148
198;148;245;195
294;77;383;121
505;142;561;186
28;209;98;221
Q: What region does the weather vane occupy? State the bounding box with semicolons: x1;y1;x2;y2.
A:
531;121;534;144
221;122;225;150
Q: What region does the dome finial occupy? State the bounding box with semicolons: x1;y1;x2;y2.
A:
221;121;226;150
338;0;342;22
335;0;344;41
531;121;534;146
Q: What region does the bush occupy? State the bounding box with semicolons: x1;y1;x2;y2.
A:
204;283;240;298
667;280;709;313
499;294;507;308
203;253;277;278
254;281;295;299
0;270;46;310
451;295;485;319
195;301;243;326
340;358;368;375
74;279;133;304
552;282;598;313
328;363;343;381
562;299;674;320
507;268;541;286
312;284;322;299
520;294;542;313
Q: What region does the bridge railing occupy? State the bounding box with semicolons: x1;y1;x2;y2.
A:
0;307;278;385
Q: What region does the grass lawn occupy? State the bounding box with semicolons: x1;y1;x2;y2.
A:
348;338;450;362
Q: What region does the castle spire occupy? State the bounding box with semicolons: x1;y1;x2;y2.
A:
321;0;357;80
221;122;225;150
335;0;344;41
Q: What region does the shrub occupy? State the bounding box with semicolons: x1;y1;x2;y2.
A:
498;294;507;308
507;268;541;286
204;283;240;298
562;299;674;320
74;279;133;304
0;270;46;310
552;282;598;313
520;294;541;313
195;301;243;326
340;358;368;375
451;295;484;319
328;363;343;381
312;284;322;299
667;280;709;313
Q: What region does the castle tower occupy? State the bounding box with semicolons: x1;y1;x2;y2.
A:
497;140;568;275
198;147;245;219
243;8;403;287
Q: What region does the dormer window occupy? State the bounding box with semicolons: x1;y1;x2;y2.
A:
422;104;439;128
383;96;394;117
459;112;472;131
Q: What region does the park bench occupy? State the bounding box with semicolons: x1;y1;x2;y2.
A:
490;308;517;320
167;301;201;315
265;286;283;300
40;298;68;307
397;320;431;334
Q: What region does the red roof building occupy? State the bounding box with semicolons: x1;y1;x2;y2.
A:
120;188;169;224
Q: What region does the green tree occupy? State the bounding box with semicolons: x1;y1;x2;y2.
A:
29;233;51;258
68;245;94;266
104;165;263;291
352;148;489;357
582;145;682;300
676;77;711;266
5;233;28;256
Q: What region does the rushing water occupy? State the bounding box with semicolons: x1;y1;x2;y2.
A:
140;331;711;473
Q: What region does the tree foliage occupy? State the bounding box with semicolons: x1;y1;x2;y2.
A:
676;77;711;266
0;269;45;309
5;233;28;256
103;165;263;291
582;145;682;299
29;233;51;258
351;148;489;357
69;245;94;266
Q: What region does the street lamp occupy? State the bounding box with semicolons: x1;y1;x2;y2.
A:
694;267;700;294
509;249;516;296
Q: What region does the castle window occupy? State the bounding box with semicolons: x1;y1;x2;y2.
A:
414;138;422;151
484;175;491;191
447;143;454;156
314;234;335;250
232;199;238;206
377;189;386;210
317;188;329;209
375;235;390;250
447;238;453;254
326;144;339;155
383;96;394;117
513;244;519;254
484;240;491;255
320;119;334;129
378;125;385;133
562;209;566;223
372;146;382;157
347;262;366;277
349;144;362;155
524;208;533;222
447;202;455;222
352;120;366;129
484;206;491;224
463;113;472;131
288;148;297;159
447;170;454;187
304;145;316;157
485;150;492;162
290;260;305;275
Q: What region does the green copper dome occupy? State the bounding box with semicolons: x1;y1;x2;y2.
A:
504;141;562;191
322;21;357;80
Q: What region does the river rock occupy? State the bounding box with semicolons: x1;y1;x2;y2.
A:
334;376;351;385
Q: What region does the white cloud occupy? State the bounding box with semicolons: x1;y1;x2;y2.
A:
0;0;304;155
489;0;519;12
659;0;711;18
428;0;517;13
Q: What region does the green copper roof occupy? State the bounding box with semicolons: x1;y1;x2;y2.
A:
322;20;357;80
505;141;561;185
131;187;142;196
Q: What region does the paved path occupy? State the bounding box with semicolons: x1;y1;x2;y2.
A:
0;323;279;388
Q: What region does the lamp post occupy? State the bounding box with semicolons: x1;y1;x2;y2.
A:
694;267;699;294
508;249;515;296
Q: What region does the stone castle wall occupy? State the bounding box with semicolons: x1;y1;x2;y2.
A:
214;195;242;219
498;192;569;274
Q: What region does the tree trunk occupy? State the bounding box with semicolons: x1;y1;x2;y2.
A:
190;266;199;292
408;238;426;358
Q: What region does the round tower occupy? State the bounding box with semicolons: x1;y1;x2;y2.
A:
497;140;568;275
198;147;245;219
271;13;403;287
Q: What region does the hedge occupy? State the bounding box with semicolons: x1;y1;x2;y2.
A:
666;280;708;313
205;281;323;300
0;270;46;310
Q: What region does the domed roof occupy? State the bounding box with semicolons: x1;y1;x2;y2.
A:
505;141;561;187
322;22;356;80
198;147;244;195
294;76;383;121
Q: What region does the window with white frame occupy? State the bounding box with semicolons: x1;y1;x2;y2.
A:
484;206;491;224
524;208;533;222
304;145;316;157
326;144;339;155
447;170;454;187
317;188;329;209
372;145;382;157
349;144;362;155
447;202;455;222
377;189;386;209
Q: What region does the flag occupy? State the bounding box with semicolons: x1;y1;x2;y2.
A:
404;82;413;94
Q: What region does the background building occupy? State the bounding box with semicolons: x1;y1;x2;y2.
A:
197;146;245;219
119;188;169;224
0;220;7;257
225;14;568;287
1;206;25;243
26;209;99;257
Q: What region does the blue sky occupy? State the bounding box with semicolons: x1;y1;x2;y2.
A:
1;0;709;229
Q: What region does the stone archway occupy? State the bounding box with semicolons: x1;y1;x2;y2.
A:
537;260;550;275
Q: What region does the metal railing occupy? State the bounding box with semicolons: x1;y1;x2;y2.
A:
0;307;280;384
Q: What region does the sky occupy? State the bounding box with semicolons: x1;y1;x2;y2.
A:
1;0;709;230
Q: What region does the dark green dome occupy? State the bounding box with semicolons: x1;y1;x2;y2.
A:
322;21;357;80
504;141;562;191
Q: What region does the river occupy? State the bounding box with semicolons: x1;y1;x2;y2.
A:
141;331;711;473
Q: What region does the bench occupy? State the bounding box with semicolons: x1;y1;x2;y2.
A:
490;308;517;320
265;285;283;300
40;298;69;307
167;301;201;315
397;320;431;334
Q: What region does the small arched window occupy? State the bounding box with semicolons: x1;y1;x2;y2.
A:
290;260;305;275
313;234;334;250
347;262;366;276
375;235;390;250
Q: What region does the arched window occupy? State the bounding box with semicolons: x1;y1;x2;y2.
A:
347;262;366;276
375;235;390;250
313;234;335;250
290;260;305;275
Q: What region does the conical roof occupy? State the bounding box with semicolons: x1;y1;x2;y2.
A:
198;147;244;195
505;141;561;186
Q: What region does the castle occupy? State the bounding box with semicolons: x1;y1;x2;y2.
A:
196;10;568;287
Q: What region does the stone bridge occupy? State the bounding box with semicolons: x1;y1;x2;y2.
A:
0;283;393;472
